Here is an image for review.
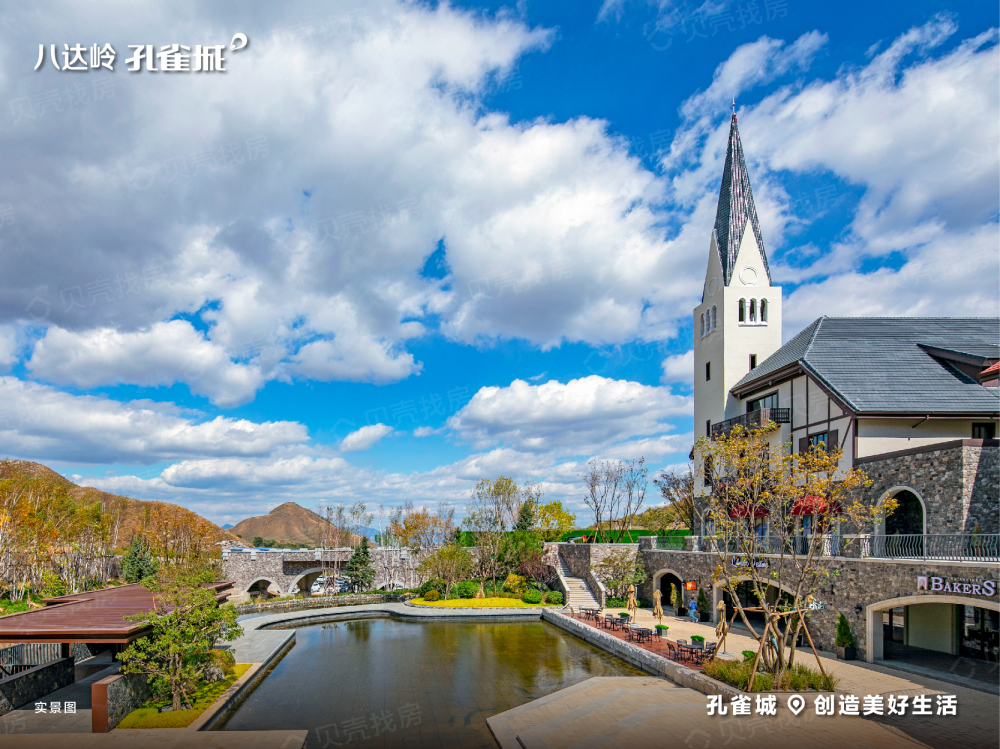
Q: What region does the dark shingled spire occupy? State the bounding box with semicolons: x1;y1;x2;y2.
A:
713;113;770;286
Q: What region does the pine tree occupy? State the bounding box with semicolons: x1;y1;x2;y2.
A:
344;537;375;592
122;537;159;584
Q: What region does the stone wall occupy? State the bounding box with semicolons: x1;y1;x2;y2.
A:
858;443;999;534
552;543;638;602
967;445;999;533
223;547;428;600
639;549;999;658
0;658;74;717
92;671;151;733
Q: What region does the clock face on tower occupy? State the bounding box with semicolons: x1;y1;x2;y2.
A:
707;277;718;296
739;266;758;285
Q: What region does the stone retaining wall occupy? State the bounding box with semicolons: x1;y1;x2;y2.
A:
92;671;150;733
0;658;74;717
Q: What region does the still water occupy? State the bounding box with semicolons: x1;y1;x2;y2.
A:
221;616;642;747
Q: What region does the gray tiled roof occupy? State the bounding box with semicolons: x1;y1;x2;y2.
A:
733;317;1000;414
714;114;771;287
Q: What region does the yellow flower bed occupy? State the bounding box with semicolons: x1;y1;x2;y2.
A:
117;664;251;728
410;597;550;608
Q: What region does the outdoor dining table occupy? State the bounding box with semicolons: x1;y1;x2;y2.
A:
604;615;620;630
581;608;600;621
629;627;652;643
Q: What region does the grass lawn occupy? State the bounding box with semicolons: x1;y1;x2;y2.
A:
0;595;44;615
410;597;553;608
117;664;251;728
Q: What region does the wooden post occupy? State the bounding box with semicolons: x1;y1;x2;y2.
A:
798;609;827;678
747;619;770;693
710;610;738;663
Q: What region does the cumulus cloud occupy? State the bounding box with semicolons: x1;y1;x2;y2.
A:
0;0;694;403
660;350;694;384
447;375;691;452
27;322;265;407
340;424;394;452
0;377;308;464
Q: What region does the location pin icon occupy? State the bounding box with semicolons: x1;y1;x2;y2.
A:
787;695;805;715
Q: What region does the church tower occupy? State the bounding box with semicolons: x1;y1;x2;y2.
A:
693;113;782;452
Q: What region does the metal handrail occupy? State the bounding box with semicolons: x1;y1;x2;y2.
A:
710;408;790;439
700;533;999;562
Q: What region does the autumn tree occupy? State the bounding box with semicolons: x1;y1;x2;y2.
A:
534;500;577;541
695;424;888;683
417;543;475;598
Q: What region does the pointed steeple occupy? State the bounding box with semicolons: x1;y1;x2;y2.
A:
713;113;771;286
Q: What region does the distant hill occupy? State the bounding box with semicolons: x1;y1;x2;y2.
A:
230;502;353;547
0;460;237;548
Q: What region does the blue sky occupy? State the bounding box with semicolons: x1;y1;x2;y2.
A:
0;1;996;524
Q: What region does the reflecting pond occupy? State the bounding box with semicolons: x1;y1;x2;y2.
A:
220;617;642;747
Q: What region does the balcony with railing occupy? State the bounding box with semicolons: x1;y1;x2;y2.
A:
655;533;999;562
710;408;790;439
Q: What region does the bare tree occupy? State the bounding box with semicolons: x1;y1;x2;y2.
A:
611;458;648;542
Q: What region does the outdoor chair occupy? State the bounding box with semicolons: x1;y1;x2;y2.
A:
703;643;718;657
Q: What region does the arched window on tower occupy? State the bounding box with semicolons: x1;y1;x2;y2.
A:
711;305;717;330
700;313;705;338
739;299;746;323
749;299;757;322
760;299;767;323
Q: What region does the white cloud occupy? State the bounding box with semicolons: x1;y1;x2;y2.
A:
340;424;394;452
413;426;437;437
660;350;694;384
27;322;265;408
0;325;19;372
447;375;691;452
678;32;828;121
0;377;308;464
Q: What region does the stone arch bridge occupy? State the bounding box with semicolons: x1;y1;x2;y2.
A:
222;547;425;602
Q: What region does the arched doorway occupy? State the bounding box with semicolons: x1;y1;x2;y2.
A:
655;571;684;614
886;490;924;535
867;595;1000;685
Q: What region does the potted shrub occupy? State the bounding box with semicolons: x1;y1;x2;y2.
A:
690;635;705;650
654;624;669;639
835;612;857;660
670;584;686;616
697;588;711;623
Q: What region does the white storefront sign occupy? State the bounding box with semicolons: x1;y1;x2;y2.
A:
916;576;997;597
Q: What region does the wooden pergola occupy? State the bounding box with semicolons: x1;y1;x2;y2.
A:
0;581;233;647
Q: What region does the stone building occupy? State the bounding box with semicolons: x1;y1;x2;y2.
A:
635;113;998;679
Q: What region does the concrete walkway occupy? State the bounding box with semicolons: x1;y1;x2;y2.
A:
0;654;119;736
489;676;930;749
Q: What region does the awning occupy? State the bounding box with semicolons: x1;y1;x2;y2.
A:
791;495;841;516
728;504;768;519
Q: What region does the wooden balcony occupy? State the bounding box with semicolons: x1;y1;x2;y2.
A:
710;408;790;439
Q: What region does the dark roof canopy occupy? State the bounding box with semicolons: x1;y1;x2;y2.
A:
732;317;1000;414
713;114;770;288
0;581;232;643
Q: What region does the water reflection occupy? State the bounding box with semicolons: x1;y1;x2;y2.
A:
221;618;642;748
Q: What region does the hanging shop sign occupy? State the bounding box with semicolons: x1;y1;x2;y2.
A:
917;576;996;597
685;581;698;591
731;555;769;569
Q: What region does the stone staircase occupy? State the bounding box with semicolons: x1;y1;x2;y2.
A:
557;556;601;610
